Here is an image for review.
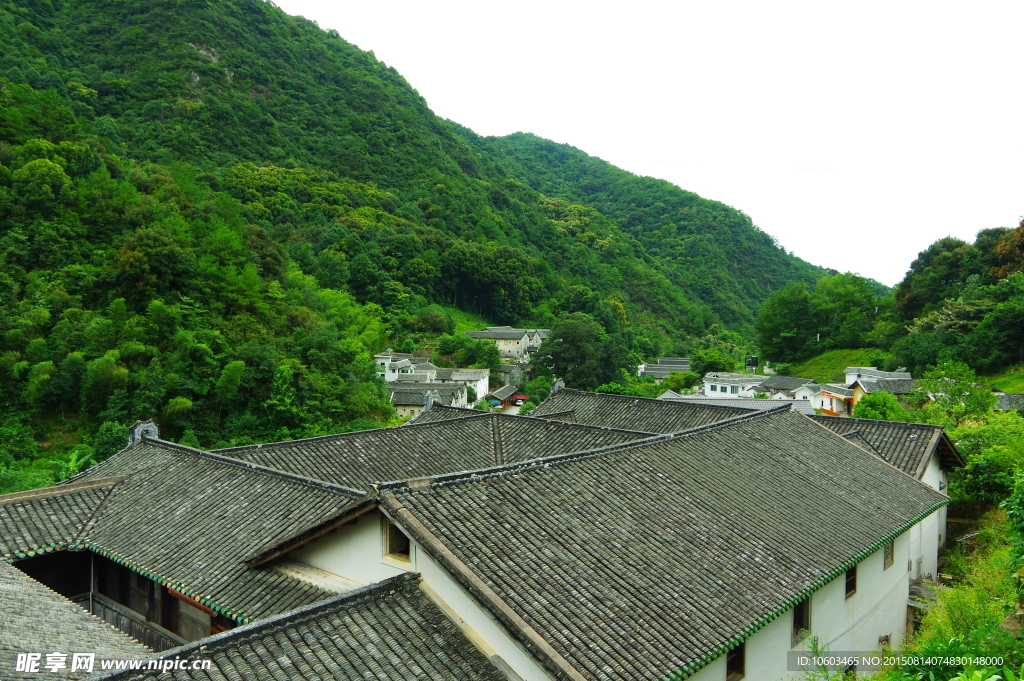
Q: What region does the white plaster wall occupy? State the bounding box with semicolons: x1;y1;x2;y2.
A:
920;456;948;550
290;512;551;680
289;510;410;587
689;535;912;681
417;549;556;681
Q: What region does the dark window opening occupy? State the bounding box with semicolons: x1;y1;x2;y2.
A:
846;566;857;598
385;519;411;561
792;598;810;645
726;642;745;680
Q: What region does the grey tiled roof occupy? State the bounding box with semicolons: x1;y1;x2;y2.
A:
381;409;948;681
64;441;358;622
405;404;481;424
0;478;124;560
854;378;919;394
811;416;965;476
758;375;816;390
530;389;754;433
215;413;651;489
466;329;527;340
996;393;1024;412
845;367;913;380
1;561;150;679
100;574;505;681
820;384;854;398
488;384;517;400
662;396;818;415
388;382;464;406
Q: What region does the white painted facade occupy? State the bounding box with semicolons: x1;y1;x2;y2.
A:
688;533;913;681
287;508;553;681
810;386;853;416
703;373;770;398
285;507;941;681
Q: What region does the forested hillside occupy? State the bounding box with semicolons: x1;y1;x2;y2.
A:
470;131;824;326
755;223;1024;378
0;0;825;489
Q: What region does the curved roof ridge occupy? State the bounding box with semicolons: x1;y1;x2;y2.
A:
813;415;942;430
150;440;368;498
375;407;786;492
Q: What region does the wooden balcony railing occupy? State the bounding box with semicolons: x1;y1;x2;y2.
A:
71;593;185;652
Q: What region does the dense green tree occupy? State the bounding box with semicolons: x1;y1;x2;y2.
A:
690;349;732;376
913;361;997;427
755;282;818;362
533;313;635;390
852;392;906;421
895;237;972;320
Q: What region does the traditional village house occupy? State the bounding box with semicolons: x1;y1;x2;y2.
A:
701;371;771;398
387;383;468;418
466;326;550;361
235;406;948;681
848;376;920;408
811;384;856;416
755;375;817;398
637;357;691;382
845;366;914;384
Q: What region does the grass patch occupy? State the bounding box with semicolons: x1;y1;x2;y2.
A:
445;307;495;335
788;349;893;385
984;365;1024;393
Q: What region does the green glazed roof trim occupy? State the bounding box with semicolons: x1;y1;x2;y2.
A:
8;540;73;559
659;498;949;681
84;541;252;624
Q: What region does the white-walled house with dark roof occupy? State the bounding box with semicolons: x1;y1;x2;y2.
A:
702;371;771;397
242;407;948;681
0;398;959;681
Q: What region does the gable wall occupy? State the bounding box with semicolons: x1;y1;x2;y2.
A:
290;510;410;587
289;510;552;680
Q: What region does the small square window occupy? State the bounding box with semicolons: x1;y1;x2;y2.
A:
883;541;894;570
726;642;745;680
845;566;857;598
710;384;718;392
384;518;411;562
730;385;739;394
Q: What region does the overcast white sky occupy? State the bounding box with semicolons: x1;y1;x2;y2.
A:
273;0;1022;287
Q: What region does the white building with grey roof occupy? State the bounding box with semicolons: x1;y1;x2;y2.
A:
0;396;961;681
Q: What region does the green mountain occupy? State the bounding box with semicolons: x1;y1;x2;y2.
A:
0;0;828;484
467;131;823;327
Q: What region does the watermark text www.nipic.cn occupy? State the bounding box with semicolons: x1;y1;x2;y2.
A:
16;652;213;673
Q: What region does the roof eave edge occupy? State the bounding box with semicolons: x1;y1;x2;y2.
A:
83;541;254;624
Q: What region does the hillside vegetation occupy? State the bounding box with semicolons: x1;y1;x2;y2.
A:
757;225;1024;380
786;349;894;385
